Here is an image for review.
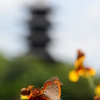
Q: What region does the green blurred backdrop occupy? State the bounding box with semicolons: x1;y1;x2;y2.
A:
0;54;100;100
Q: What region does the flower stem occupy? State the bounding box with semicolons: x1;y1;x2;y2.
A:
86;74;96;99
87;76;95;90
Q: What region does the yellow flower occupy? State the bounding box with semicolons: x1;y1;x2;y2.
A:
68;70;79;82
95;84;100;96
68;67;96;82
69;50;96;82
20;95;28;100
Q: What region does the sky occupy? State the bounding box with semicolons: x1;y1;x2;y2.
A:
0;0;100;74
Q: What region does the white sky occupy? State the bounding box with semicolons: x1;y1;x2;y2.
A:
0;0;100;74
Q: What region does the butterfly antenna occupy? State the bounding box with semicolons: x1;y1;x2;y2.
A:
60;95;68;100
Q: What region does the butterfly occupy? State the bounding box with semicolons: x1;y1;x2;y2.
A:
41;76;62;100
20;76;62;100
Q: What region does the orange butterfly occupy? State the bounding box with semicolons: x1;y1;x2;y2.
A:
41;76;62;100
20;76;62;100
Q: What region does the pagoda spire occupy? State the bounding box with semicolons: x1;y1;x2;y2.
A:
27;2;54;61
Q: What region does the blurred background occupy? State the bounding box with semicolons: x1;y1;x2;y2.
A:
0;0;100;100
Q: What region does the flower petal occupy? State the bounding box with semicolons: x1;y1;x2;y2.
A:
88;68;96;76
77;69;84;76
68;70;79;82
74;56;85;69
95;85;100;96
20;95;28;100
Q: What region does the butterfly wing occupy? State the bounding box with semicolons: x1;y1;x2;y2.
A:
41;76;61;100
